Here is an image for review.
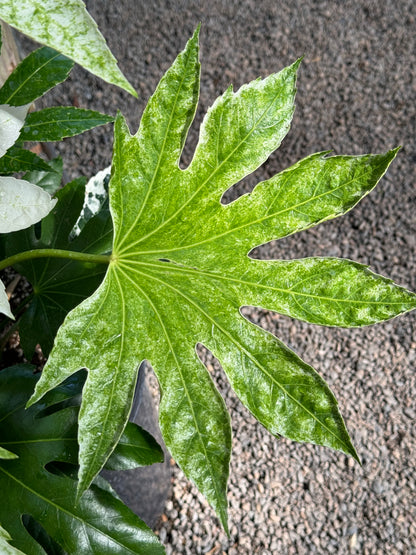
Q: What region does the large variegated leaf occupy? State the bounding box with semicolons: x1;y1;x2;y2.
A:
28;29;416;530
0;0;137;97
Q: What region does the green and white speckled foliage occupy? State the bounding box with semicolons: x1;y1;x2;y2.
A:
0;0;137;97
27;29;416;529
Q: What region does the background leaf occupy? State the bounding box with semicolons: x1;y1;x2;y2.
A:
19;107;114;142
5;177;112;357
0;146;52;174
0;176;57;233
0;46;74;106
23;157;63;195
0;365;165;555
0;278;13;319
0;0;137;97
0;104;28;157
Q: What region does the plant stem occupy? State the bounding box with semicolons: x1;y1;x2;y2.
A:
0;249;111;271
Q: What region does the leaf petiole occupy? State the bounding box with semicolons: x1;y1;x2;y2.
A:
0;249;111;271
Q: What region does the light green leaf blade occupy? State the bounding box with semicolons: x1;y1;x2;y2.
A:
0;446;18;459
28;31;416;530
0;46;74;106
0;0;137;97
19;107;114;142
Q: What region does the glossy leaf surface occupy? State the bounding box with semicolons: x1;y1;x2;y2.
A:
6;178;112;356
0;146;52;174
23;157;63;195
0;46;74;106
0;176;57;233
29;31;416;529
19;107;114;142
0;0;137;97
0;104;28;157
0;366;164;555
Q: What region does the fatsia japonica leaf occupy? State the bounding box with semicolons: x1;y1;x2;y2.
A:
0;366;165;555
28;29;416;530
5;177;112;357
0;0;137;97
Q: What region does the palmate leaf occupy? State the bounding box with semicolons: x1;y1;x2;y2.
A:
0;366;164;555
28;29;416;530
6;177;112;357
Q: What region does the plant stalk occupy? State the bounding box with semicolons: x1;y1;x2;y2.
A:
0;249;111;271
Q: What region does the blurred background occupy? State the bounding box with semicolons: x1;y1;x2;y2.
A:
22;1;416;553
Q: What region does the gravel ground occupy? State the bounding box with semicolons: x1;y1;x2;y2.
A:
18;0;416;553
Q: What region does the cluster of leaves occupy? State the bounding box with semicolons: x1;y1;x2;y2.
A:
0;365;164;554
0;5;165;552
1;1;416;554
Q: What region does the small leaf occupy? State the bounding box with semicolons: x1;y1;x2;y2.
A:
0;278;14;319
0;446;18;459
5;177;112;357
72;165;111;236
0;365;165;555
0;145;52;174
0;104;29;157
23;157;63;195
0;176;57;233
0;46;74;106
0;0;137;97
19;107;114;142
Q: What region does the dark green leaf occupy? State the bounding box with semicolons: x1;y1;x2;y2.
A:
105;422;164;471
0;365;165;555
0;146;52;174
28;30;416;530
6;178;112;357
19;107;114;142
23;157;63;195
0;47;74;106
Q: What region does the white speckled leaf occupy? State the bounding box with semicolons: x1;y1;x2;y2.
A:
0;279;13;320
0;176;57;233
0;0;137;97
0;104;29;158
28;30;416;530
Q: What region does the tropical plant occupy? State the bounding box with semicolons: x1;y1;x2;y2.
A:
0;2;415;553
